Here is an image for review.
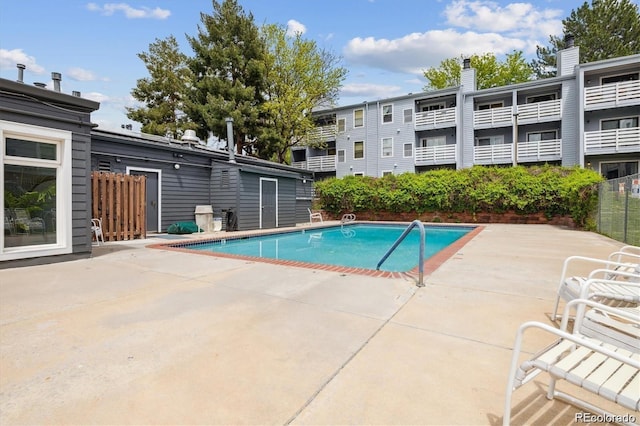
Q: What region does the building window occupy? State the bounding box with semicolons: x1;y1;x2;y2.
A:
1;121;72;260
527;130;557;141
337;118;346;133
421;102;445;112
403;108;413;123
601;117;638;130
354;109;364;128
601;72;639;85
353;141;364;159
353;172;364;177
382;170;393;177
382;104;393;124
477;101;504;110
403;143;413;157
337;149;345;163
475;135;504;146
420;136;446;147
381;138;393;157
526;93;556;103
599;161;639;179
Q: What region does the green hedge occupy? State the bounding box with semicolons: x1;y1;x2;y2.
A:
314;166;603;228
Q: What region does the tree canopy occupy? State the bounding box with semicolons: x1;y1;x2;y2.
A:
531;0;640;79
423;51;532;91
126;36;193;137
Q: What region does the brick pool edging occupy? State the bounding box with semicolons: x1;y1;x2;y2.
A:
146;222;485;283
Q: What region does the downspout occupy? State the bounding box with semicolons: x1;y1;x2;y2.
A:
376;101;380;176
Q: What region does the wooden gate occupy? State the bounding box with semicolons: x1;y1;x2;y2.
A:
91;171;146;241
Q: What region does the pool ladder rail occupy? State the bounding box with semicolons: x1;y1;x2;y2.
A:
376;220;425;287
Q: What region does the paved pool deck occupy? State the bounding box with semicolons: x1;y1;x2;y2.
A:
0;223;632;425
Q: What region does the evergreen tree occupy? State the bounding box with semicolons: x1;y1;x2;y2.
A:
423;51;532;90
185;0;267;155
531;0;640;79
259;24;347;163
126;36;193;137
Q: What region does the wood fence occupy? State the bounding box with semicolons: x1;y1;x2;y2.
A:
91;171;146;241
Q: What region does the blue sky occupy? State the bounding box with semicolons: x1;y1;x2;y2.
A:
0;0;596;131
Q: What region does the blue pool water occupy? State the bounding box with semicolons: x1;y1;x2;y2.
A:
185;224;473;272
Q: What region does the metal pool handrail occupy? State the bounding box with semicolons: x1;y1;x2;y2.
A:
376;220;425;287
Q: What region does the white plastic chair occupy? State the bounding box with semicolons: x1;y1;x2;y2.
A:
308;208;323;223
91;218;104;246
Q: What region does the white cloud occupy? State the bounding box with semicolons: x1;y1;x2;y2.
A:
443;0;563;39
0;48;45;73
86;3;171;19
84;91;110;103
67;67;98;81
344;29;527;75
286;19;306;36
339;82;404;100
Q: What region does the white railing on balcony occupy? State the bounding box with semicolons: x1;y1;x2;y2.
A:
309;125;337;141
584;80;640;109
516;99;562;123
474;144;513;164
414;107;456;129
292;155;337;172
414;144;457;165
517;139;562;162
473;106;513;128
584;127;640;154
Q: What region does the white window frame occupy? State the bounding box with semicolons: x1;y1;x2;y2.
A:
1;120;73;261
381;137;393;157
526;130;558;142
381;170;393;177
526;93;556;104
337;118;346;133
403;142;413;158
600;116;639;130
421;102;445;112
477;101;504;110
354;109;364;128
353;140;365;159
353;172;364;177
337;149;345;163
601;72;639;85
475;135;505;146
382;104;393;124
420;136;446;147
403;108;413;123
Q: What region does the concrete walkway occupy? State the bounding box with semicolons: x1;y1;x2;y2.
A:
0;224;630;425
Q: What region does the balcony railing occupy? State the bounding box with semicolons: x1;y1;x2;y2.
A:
474;144;513;165
308;125;337;141
291;155;337;172
584;80;640;109
584;127;640;154
414;107;456;130
516;99;561;124
414;144;457;165
473;106;513;128
517;139;562;163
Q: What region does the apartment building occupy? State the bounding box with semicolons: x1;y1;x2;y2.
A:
291;42;639;180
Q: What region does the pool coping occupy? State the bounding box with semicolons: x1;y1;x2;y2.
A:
147;222;485;283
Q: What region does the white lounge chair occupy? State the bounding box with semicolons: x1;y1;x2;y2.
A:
551;252;640;320
308;208;323;223
504;299;640;426
341;213;356;223
91;218;104;246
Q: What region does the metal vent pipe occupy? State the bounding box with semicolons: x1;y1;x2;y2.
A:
16;64;25;83
51;72;62;92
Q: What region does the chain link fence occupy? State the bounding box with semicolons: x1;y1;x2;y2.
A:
596;173;640;246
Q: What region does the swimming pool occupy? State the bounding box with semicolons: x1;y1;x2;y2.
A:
164;223;477;274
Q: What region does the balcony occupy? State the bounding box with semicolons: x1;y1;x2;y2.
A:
584;127;640;155
414;107;456;131
291;155;337;172
517;139;562;163
473;106;513;128
584;80;640;110
309;125;337;141
516;99;562;124
474;144;513;165
414;144;456;166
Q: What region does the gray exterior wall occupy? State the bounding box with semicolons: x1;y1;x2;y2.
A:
0;78;99;268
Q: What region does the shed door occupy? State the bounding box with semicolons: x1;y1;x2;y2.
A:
128;168;160;232
260;178;277;229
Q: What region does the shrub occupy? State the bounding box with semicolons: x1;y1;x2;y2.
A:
314;165;602;227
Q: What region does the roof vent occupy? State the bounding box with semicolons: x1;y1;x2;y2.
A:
564;34;575;48
181;129;201;144
34;82;46;88
17;64;25;83
51;72;62;92
463;58;471;69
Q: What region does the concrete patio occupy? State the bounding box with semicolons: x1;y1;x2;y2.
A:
0;224;633;425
